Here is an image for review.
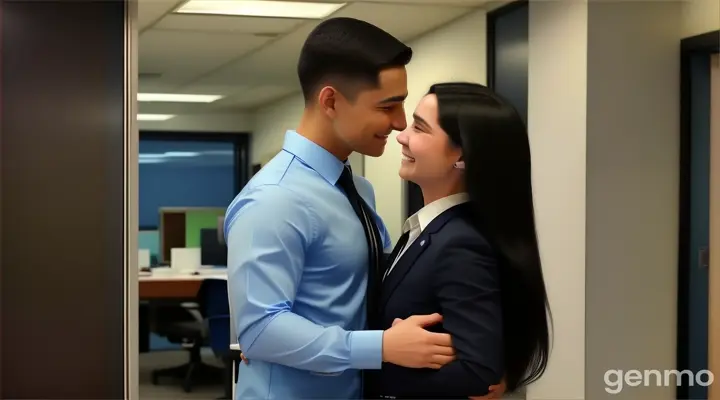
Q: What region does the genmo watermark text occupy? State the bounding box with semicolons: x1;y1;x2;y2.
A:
604;369;714;394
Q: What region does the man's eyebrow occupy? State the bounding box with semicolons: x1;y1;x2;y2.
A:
377;94;408;104
413;113;431;129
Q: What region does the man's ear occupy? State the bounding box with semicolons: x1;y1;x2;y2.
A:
317;86;338;118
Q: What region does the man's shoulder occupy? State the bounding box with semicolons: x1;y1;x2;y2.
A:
230;183;308;211
352;174;377;208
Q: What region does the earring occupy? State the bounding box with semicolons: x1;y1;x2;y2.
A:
453;161;465;169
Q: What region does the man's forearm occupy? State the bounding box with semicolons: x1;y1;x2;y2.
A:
240;310;384;373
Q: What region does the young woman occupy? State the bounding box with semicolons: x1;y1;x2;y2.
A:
365;82;552;399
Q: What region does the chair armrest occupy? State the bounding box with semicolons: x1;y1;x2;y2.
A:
181;302;203;323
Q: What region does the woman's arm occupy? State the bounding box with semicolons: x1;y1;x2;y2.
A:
382;238;504;398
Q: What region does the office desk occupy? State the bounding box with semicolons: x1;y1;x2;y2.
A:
138;271;227;352
139;273;227;300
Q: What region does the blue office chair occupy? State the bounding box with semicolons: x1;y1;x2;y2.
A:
200;278;236;400
151;278;228;393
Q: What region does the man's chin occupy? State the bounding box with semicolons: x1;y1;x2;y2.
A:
360;146;386;158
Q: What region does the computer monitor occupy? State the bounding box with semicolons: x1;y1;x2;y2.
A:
200;228;228;267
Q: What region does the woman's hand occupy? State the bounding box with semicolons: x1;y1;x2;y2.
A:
470;379;506;399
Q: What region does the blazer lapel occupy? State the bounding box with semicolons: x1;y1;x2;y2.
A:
380;232;431;309
379;202;472;309
384;232;409;270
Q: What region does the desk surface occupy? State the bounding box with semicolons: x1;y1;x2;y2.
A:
139;270;226;299
139;268;227;281
139;272;227;282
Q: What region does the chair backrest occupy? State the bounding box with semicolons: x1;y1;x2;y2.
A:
197;278;231;356
198;278;230;318
207;315;231;355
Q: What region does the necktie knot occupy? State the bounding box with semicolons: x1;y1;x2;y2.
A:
338;166;356;193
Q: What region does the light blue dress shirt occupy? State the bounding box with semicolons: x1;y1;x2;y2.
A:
224;130;393;399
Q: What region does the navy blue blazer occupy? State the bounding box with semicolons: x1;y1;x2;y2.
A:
366;203;504;399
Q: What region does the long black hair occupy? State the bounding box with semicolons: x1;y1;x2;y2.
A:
428;82;551;392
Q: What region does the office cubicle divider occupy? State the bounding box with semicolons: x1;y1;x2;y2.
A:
159;207;226;264
0;0;138;398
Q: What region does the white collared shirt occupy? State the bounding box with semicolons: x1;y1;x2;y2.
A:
383;192;470;280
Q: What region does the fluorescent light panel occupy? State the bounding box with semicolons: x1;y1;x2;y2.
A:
137;114;175;121
175;0;345;19
138;93;223;103
140;151;200;158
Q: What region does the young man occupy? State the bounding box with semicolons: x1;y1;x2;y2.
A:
224;18;455;399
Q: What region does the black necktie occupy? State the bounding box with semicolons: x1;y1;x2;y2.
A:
337;166;384;328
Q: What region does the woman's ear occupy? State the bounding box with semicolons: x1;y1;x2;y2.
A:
453;156;465;169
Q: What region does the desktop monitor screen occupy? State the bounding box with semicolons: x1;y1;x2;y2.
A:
200;228;228;267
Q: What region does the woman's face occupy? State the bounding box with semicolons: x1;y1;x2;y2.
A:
396;94;462;185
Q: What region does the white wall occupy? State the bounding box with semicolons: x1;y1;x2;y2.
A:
252;8;488;241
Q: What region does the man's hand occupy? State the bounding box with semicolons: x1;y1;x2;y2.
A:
392;317;506;398
382;313;455;369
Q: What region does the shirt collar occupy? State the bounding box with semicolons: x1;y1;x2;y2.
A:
282;130;348;185
402;192;470;234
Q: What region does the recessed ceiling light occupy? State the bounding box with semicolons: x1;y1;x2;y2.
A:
138;93;223;103
139;158;167;164
137;114;176;121
164;151;200;157
175;0;345;19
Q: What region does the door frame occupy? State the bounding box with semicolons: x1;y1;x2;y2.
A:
677;29;720;400
709;52;719;400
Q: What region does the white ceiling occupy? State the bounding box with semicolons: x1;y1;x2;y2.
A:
138;0;490;115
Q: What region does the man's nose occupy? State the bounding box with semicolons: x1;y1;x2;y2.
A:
392;109;407;131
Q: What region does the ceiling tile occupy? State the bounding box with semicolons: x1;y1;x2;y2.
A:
154;14;305;35
137;0;481;111
138;0;184;31
343;0;488;5
139;29;272;84
186;20;321;88
332;2;472;41
219;85;300;108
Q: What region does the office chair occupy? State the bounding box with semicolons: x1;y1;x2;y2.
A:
151;288;224;392
202;278;237;399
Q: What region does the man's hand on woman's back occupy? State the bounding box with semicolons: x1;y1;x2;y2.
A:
382;313;456;369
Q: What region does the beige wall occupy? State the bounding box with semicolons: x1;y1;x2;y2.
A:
526;2;588;398
681;0;720;38
584;3;681;400
527;1;682;400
